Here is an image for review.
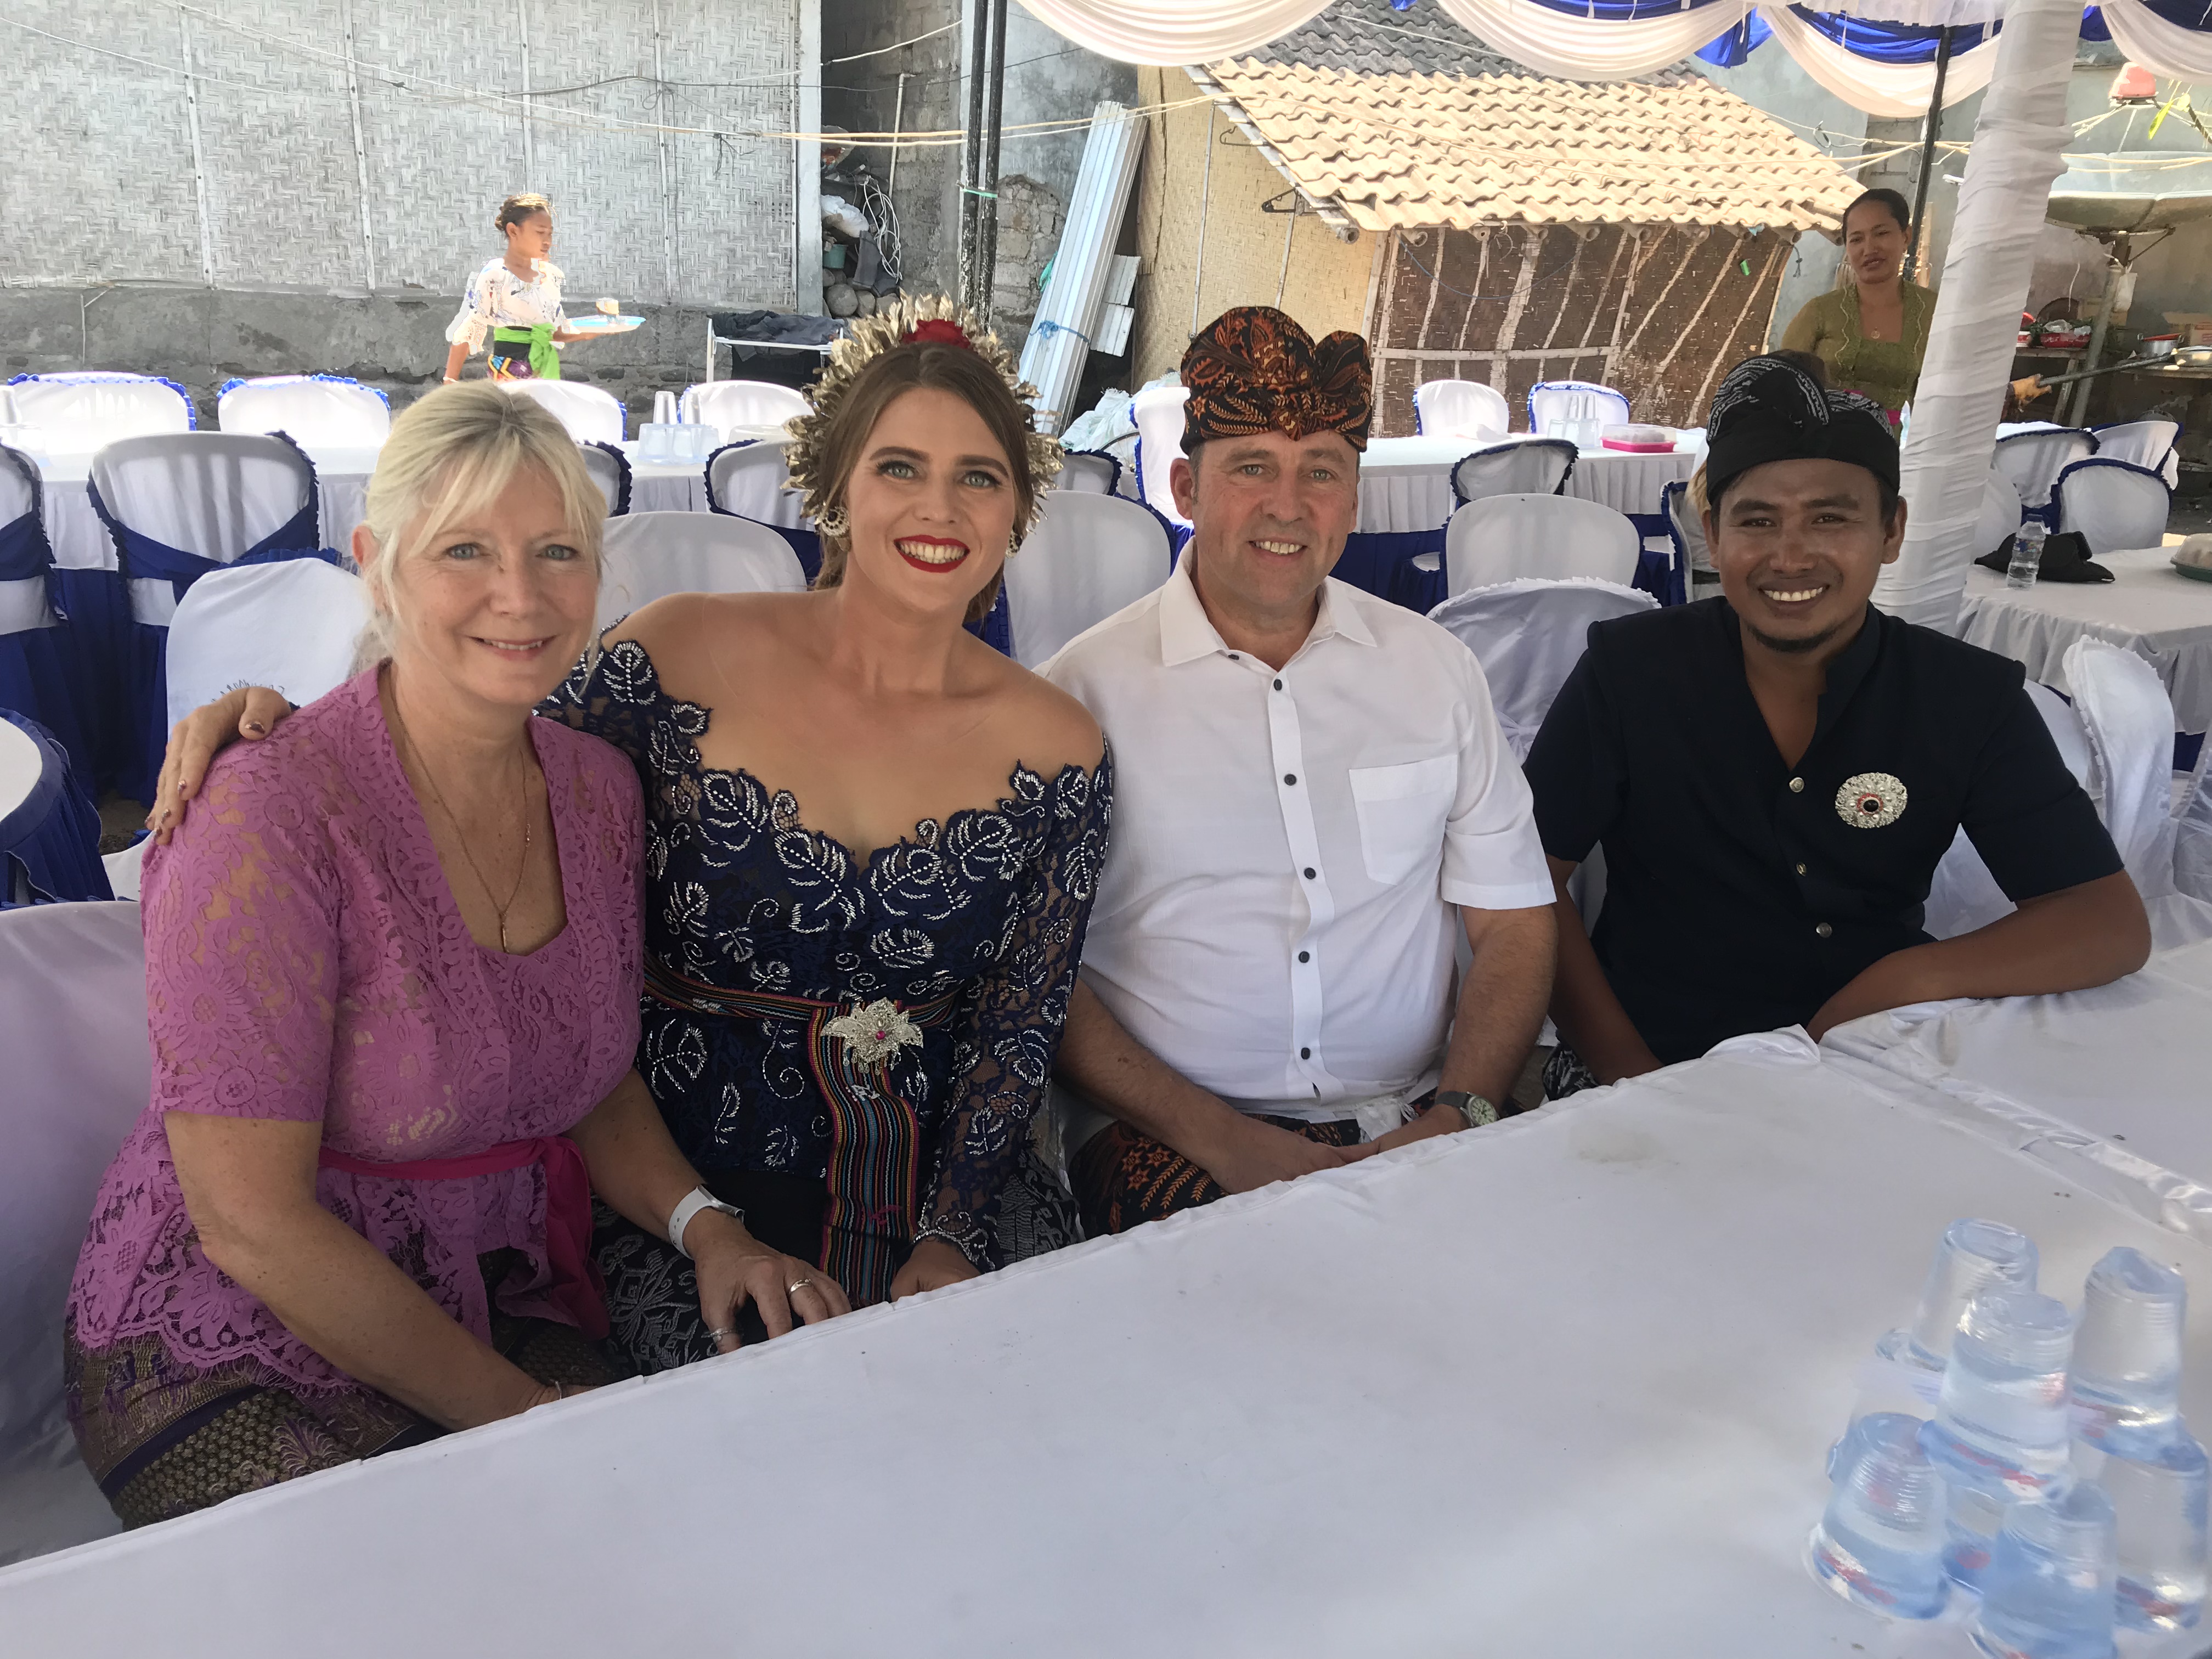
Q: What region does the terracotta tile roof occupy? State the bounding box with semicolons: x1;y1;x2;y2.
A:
1204;37;1864;234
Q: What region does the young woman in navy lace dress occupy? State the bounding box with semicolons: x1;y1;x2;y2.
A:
155;301;1110;1369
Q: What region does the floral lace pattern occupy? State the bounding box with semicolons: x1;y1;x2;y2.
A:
544;637;1110;1279
66;671;644;1397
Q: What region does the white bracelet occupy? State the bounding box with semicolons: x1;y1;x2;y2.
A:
665;1186;743;1257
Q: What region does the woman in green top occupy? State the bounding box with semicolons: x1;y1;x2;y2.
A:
441;194;595;384
1779;188;1933;420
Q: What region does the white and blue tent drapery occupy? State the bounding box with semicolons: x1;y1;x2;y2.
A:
1012;0;2212;110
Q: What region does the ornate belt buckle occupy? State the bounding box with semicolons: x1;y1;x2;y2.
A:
823;998;924;1066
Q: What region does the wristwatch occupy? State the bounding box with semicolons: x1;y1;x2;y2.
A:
1434;1090;1498;1130
666;1186;744;1257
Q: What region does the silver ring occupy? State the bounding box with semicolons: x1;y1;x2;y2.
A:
706;1326;736;1342
788;1279;812;1296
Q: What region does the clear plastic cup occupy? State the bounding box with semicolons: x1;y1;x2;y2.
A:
2071;1248;2186;1457
1925;1289;2078;1500
2090;1433;2209;1633
638;422;678;462
1973;1484;2118;1659
1810;1412;1951;1619
1910;1219;2041;1370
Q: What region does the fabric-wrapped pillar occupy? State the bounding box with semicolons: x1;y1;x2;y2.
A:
1872;0;2079;630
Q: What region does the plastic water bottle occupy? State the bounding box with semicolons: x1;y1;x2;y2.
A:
2071;1248;2186;1458
1925;1289;2079;1499
2008;519;2047;591
1809;1412;1951;1619
2081;1434;2209;1633
1974;1483;2119;1659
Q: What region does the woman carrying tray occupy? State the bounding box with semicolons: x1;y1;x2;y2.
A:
442;193;602;384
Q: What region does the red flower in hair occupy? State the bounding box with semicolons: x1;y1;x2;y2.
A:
906;318;973;351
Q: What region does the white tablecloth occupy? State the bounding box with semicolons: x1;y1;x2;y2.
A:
1357;435;1701;534
1957;546;2212;735
1827;935;2212;1243
10;1037;2212;1657
37;447;382;572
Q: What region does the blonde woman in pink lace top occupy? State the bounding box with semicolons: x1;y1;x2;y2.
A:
65;386;807;1527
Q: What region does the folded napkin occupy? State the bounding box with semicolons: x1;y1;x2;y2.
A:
1976;529;2114;584
2175;533;2212;571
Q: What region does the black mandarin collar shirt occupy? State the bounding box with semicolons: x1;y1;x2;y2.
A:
1523;598;2122;1065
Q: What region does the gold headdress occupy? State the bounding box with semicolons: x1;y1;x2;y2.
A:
783;295;1062;543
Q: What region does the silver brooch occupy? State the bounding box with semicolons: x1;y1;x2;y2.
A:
1836;771;1908;830
823;999;923;1066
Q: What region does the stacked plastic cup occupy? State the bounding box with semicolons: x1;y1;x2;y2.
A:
2071;1248;2186;1456
1835;1221;2039;1475
2095;1437;2209;1633
1973;1483;2118;1659
1810;1412;1951;1619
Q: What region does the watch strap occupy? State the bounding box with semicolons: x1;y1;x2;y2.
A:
666;1186;743;1257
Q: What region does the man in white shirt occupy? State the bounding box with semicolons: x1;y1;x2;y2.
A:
1042;306;1558;1236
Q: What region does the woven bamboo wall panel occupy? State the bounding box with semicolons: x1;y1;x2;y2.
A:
0;0;800;309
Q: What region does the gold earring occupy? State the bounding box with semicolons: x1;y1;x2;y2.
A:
1006;531;1021;558
816;504;847;540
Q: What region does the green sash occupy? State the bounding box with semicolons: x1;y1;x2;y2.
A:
492;324;560;380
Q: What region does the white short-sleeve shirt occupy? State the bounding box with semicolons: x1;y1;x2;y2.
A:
1041;558;1554;1123
445;257;568;356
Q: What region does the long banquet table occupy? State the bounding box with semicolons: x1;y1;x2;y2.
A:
8;1033;2212;1657
1826;933;2212;1244
1957;545;2212;737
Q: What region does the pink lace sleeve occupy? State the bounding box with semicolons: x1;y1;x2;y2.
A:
141;754;341;1124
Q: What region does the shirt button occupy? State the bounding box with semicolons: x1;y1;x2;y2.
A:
1789;777;1805;794
1303;867;1316;879
1297;950;1311;963
1273;678;1283;691
1815;921;1833;939
1796;862;1807;876
1284;773;1297;786
1300;1046;1311;1059
1227;652;1240;661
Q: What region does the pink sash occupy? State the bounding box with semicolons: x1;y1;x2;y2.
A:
318;1136;608;1340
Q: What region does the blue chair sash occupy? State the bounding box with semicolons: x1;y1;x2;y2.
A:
0;708;111;906
88;481;324;606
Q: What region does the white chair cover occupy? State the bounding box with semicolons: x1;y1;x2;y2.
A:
1450;439;1576;506
163;560;372;729
89;434;318;628
0;445;51;640
1992;426;2095;511
577;442;630;517
1424;577;1657;760
1414;380;1511;441
678;381;810;439
101;836;145;901
1130;384;1191;528
1005;493;1174;668
1923;681;2093;939
1444;494;1641;594
8;374;193;452
597;512;808;630
215;376;391;447
1054;452;1122;495
1528;380;1631;436
0;900;146;1566
1666;478;1712;578
2052;458;2172;556
1972;469;2025;558
2177;727;2212;905
704;442;805;528
2069;635;2180;899
2094;417;2181;488
503;380;625;446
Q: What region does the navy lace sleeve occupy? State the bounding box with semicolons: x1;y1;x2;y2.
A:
916;747;1113;1269
540;640;660;771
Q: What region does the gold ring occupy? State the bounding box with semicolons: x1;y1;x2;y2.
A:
788;1279;812;1296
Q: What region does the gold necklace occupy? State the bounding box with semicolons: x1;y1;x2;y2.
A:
390;699;535;953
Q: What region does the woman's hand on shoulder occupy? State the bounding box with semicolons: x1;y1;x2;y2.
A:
148;686;297;845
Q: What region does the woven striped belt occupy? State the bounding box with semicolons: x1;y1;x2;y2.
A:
644;958;965;1304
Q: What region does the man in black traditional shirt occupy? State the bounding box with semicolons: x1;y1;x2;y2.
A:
1523;356;2150;1095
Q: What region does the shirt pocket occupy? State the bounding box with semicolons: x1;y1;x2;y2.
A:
1347;754;1458;887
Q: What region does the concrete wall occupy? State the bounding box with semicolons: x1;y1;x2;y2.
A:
1127;67;1377;387
820;0;1133;354
0;0;805;423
